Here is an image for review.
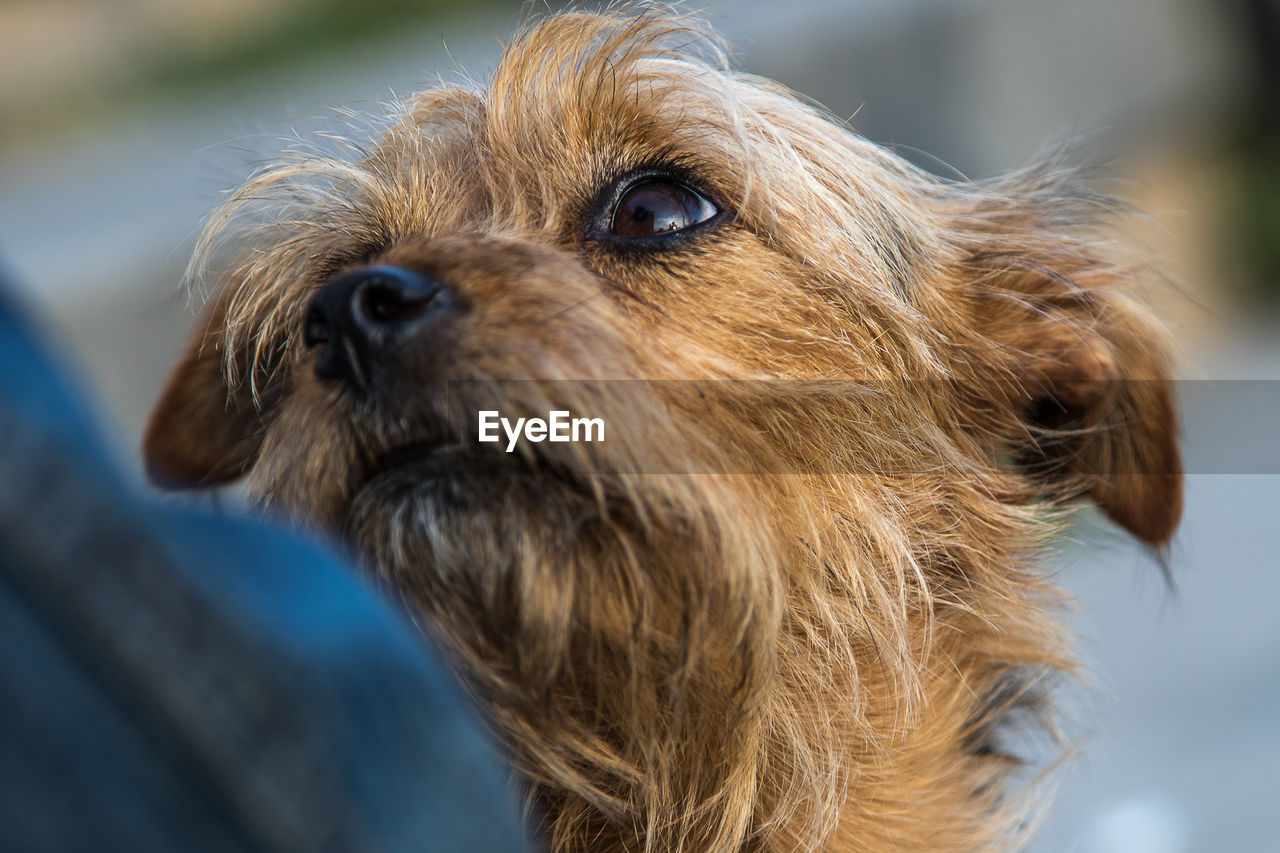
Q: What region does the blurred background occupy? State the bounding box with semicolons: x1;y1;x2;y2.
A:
0;1;1275;850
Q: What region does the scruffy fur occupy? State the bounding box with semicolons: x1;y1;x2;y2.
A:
144;9;1182;851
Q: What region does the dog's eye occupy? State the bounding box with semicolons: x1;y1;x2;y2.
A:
610;179;719;239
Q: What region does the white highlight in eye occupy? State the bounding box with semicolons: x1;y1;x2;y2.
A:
478;410;604;452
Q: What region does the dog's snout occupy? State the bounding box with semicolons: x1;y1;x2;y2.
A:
304;265;452;386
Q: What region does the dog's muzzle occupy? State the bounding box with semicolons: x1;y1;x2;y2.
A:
303;265;455;391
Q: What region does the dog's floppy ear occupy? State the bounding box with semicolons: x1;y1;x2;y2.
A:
143;290;268;490
1004;292;1182;546
951;184;1183;546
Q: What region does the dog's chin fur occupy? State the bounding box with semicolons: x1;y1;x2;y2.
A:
143;7;1182;851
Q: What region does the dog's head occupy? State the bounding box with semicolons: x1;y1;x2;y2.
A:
145;10;1181;851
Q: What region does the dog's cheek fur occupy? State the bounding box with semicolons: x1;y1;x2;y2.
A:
248;381;373;528
585;231;944;385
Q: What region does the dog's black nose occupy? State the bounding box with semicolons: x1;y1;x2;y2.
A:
304;265;452;387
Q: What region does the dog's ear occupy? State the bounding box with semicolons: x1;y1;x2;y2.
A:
951;193;1183;546
143;290;268;490
1005;293;1182;546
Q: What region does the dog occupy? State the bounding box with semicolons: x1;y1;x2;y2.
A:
143;8;1182;851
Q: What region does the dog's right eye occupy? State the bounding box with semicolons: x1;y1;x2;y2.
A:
594;176;721;246
611;180;717;238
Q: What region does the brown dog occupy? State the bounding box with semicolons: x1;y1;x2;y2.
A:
143;9;1182;851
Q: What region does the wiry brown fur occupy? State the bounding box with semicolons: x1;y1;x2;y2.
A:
144;8;1182;851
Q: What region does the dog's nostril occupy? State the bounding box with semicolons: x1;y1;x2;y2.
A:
303;303;332;348
355;271;443;329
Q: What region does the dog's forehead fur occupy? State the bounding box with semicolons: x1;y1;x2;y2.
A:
390;12;932;248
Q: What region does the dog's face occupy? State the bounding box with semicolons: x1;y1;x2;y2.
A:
144;11;1182;851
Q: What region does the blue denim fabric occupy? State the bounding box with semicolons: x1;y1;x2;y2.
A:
0;285;530;852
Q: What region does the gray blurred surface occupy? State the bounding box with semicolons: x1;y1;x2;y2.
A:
1046;476;1280;853
0;1;1275;850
